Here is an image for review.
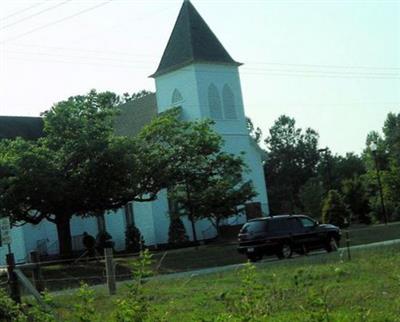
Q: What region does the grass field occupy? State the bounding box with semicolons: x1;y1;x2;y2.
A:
31;222;400;291
51;244;400;321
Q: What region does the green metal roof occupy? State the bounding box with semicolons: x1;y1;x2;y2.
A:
0;116;43;140
150;0;241;78
114;93;157;137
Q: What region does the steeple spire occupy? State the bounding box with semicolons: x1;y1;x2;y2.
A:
150;1;241;78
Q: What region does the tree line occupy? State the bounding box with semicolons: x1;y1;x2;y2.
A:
258;112;400;226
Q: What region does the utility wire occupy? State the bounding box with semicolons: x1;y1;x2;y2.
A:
0;0;114;44
3;50;400;77
5;56;400;80
5;43;400;72
248;61;400;71
0;1;46;21
0;0;73;31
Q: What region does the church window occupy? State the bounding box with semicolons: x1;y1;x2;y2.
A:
171;89;183;105
222;85;237;119
208;84;223;120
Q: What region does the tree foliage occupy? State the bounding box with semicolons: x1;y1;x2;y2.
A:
298;178;324;221
322;190;351;228
140;109;256;237
168;214;189;246
0;90;172;256
246;117;262;144
362;112;400;222
264;115;319;213
125;225;145;253
341;177;371;224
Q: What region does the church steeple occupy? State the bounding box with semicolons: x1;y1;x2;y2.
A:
150;1;241;77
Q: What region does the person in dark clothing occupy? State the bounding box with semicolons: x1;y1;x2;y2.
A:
82;232;96;257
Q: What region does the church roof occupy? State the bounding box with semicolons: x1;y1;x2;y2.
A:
151;0;241;78
0;93;157;141
0;116;44;140
114;93;157;137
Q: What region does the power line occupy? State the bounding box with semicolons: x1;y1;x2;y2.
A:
4;49;155;64
0;0;73;31
3;49;400;77
9;43;158;57
0;0;114;44
248;61;400;71
8;57;400;80
0;1;46;21
6;43;400;72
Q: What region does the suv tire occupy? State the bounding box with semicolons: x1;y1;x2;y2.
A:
325;236;338;252
277;243;293;259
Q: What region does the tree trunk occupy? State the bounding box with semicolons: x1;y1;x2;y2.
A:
55;216;73;258
215;218;221;237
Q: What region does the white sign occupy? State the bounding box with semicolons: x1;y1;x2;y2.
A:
0;217;11;245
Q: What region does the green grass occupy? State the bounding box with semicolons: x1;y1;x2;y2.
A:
348;222;400;245
52;244;400;321
9;222;400;292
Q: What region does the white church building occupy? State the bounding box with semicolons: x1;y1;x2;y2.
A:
0;0;269;264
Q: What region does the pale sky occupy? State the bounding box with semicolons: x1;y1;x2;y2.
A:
0;0;399;155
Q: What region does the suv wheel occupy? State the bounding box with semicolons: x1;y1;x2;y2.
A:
277;243;292;259
325;236;338;252
247;253;262;262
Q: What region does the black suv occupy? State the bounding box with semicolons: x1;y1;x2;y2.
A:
237;215;341;261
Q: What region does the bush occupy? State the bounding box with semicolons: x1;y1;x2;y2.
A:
322;190;351;228
0;288;25;322
168;214;189;246
126;225;145;253
0;288;55;322
114;250;155;322
73;283;99;322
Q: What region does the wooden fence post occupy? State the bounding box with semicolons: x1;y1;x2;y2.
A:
6;253;21;303
345;230;351;261
30;251;44;293
104;248;116;295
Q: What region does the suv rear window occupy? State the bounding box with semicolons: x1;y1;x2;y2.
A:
240;221;267;233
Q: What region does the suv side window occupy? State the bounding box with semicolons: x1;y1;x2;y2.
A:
287;218;303;232
241;221;267;233
299;217;316;228
268;218;284;231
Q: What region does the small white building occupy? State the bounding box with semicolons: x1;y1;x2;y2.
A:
0;0;269;264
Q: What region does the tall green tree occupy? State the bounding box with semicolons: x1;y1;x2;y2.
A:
317;150;366;192
362;112;400;222
383;112;400;164
0;91;172;256
168;153;256;236
341;176;370;224
264;115;319;213
298;177;324;220
140;109;256;240
321;190;351;228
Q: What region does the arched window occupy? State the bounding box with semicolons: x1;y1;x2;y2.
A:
171;89;183;105
208;84;223;120
222;85;237;119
